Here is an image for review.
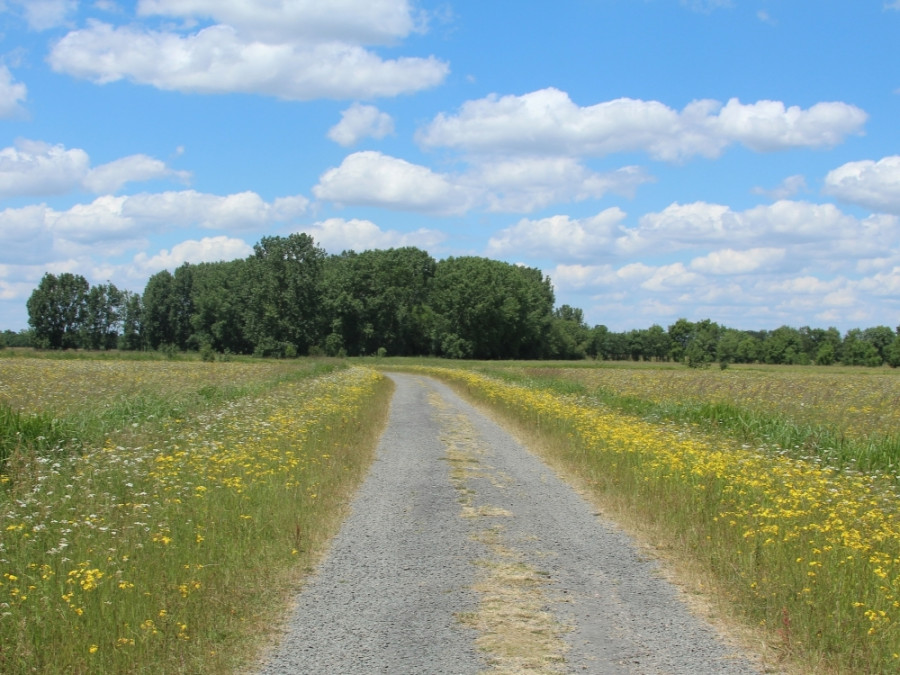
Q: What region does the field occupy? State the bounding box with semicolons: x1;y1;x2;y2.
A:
0;353;392;674
3;353;900;673
399;360;900;673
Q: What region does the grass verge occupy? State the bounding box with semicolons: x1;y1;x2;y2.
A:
402;365;900;674
1;363;392;674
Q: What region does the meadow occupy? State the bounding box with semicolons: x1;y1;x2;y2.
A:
396;360;900;673
0;353;392;674
5;353;900;673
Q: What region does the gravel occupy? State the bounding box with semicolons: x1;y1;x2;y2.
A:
256;373;763;674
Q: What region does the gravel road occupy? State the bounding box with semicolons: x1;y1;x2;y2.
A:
257;373;763;674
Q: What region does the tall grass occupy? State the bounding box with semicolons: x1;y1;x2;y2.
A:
1;359;391;674
470;364;900;476
405;365;900;673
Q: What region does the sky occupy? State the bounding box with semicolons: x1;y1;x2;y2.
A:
0;0;899;334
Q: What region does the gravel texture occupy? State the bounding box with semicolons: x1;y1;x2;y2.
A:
257;373;762;674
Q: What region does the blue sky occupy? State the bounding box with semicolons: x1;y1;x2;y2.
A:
1;0;899;333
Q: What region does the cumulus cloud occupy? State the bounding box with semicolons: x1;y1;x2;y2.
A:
0;140;190;196
824;156;900;214
49;1;448;100
487;208;628;261
136;0;421;45
6;0;76;30
0;141;90;196
467;158;652;212
121;190;309;231
538;198;900;331
618;200;869;253
689;247;786;274
328;103;395;146
85;155;192;193
0;66;27;118
314;152;651;215
0;189;309;263
417;88;867;161
752;174;807;200
313;151;473;215
301;217;446;253
132;236;253;272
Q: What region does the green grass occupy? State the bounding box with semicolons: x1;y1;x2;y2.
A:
1;361;392;674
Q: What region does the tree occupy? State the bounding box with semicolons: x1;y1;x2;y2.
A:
643;324;672;361
684;320;720;368
81;282;124;350
322;247;435;356
27;272;89;349
547;305;590;359
842;329;882;366
863;326;895;365
142;270;177;350
428;257;554;359
119;291;144;351
244;234;325;356
886;328;900;368
762;326;806;364
667;318;694;362
189;260;252;354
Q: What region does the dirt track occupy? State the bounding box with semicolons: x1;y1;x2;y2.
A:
257;373;762;674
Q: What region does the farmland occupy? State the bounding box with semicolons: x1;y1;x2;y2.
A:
2;353;900;673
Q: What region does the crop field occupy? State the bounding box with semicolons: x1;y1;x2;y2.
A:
398;361;900;673
0;355;391;674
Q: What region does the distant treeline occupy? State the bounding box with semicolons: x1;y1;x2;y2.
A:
14;233;900;366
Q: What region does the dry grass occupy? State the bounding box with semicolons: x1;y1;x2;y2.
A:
429;390;570;674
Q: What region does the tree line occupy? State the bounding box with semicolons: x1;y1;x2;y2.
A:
15;233;900;366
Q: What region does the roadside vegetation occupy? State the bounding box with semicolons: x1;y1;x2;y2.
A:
0;355;391;674
392;360;900;673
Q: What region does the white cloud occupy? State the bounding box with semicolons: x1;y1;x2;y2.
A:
6;0;76;30
0;189;309;263
0;140;90;196
0;140;190;196
0;66;27;118
487;208;627;261
417;88;867;161
620;200;867;253
545;263;617;290
136;0;421;45
713;98;866;152
48;18;448;100
122;189;309;231
314;151;651;215
752;174;807;200
824;156;900;214
640;262;703;291
301;217;445;253
84;154;191;193
467;158;651;212
328;103;395;147
689;247;786;274
313;151;473;215
132;236;253;272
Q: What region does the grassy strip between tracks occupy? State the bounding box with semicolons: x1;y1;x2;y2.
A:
1;362;392;674
401;365;900;674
